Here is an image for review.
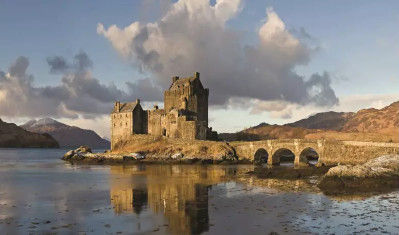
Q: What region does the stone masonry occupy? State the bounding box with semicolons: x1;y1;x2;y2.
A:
230;139;398;166
111;72;216;149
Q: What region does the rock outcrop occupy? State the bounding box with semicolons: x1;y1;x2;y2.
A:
62;137;239;164
319;154;399;193
62;146;92;160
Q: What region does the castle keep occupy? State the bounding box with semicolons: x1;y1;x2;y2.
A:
111;72;216;149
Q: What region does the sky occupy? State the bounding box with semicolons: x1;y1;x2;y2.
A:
0;0;398;138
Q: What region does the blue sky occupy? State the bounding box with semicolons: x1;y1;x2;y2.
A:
0;0;398;137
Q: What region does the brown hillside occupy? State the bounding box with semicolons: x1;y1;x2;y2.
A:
287;111;355;130
220;101;399;143
342;101;399;133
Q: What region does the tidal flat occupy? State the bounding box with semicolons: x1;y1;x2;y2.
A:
1;148;398;234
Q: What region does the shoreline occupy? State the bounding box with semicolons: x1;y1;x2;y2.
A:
62;147;399;194
62;150;249;165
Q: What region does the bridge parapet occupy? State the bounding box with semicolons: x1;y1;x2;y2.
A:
230;139;398;166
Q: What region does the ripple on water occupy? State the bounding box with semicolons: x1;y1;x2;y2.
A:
0;149;398;234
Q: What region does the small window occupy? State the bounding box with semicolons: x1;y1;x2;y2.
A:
125;122;127;126
120;114;122;118
120;123;122;127
126;114;128;117
114;123;116;127
114;114;116;119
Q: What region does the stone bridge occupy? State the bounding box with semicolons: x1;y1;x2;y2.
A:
230;139;398;166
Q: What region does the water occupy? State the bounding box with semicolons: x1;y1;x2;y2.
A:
0;149;398;234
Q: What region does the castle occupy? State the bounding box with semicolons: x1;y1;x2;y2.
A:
111;72;217;149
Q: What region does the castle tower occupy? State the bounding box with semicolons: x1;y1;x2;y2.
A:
164;72;209;125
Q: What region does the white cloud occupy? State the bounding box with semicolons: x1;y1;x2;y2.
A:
98;0;338;108
0;52;163;119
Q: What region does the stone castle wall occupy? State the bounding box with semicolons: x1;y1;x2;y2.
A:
111;72;210;150
111;111;133;149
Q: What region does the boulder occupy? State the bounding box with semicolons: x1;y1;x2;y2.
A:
171;153;184;160
72;153;86;160
324;154;399;178
63;150;74;159
123;152;146;160
62;146;92;160
75;146;92;154
319;154;399;193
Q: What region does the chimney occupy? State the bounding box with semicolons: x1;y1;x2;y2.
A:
136;99;140;104
194;72;200;80
115;101;120;112
172;76;179;82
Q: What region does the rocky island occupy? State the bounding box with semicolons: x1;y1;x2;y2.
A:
61;72;398;193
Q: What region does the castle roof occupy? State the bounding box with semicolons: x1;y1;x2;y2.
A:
169;77;196;91
112;101;139;113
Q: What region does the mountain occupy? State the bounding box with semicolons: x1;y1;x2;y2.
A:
218;125;315;142
219;101;399;143
286;111;355;130
341;101;399;133
0;119;59;148
21;118;110;148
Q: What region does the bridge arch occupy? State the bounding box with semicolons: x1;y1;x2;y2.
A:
271;148;295;166
254;148;269;165
299;147;319;166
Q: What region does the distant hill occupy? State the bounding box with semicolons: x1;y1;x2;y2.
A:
0;119;59;148
21;118;110;148
219;124;313;142
286;111;355;130
219;101;399;143
341;101;399;133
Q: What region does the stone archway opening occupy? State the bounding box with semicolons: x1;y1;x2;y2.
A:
299;147;319;166
272;148;295;166
254;148;269;165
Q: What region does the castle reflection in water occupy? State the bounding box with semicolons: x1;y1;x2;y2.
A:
109;165;239;235
108;164;333;235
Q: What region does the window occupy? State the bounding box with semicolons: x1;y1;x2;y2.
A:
125;122;127;126
120;114;122;118
126;114;128;117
